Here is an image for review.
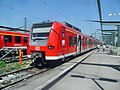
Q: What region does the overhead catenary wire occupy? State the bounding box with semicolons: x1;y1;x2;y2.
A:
39;0;89;32
0;4;43;21
40;0;73;21
1;0;99;34
11;0;14;9
52;0;80;20
51;0;86;27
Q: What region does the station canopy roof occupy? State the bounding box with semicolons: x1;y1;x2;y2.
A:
90;20;120;26
101;21;120;26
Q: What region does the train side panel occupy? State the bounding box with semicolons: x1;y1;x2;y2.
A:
0;30;29;48
0;34;4;48
28;21;99;67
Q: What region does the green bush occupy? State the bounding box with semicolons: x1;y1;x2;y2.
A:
14;63;21;70
0;61;6;68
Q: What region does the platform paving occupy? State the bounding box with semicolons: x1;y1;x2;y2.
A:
4;50;120;90
50;50;120;90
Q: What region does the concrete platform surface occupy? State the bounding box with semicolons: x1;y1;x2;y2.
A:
50;51;120;90
4;50;93;90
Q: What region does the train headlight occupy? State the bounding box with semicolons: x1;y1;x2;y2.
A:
27;55;31;58
48;45;54;50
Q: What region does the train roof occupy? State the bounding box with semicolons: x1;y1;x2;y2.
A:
62;22;81;32
32;21;98;40
0;30;29;36
0;25;29;33
32;22;53;28
33;21;81;32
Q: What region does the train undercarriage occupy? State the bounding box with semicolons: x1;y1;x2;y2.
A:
30;51;66;68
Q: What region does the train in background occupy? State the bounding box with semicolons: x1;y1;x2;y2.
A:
0;30;29;49
27;21;99;67
0;26;29;58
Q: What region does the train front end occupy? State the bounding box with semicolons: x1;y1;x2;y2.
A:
28;21;61;67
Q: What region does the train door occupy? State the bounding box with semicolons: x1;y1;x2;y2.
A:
77;35;81;54
87;37;89;50
61;27;66;55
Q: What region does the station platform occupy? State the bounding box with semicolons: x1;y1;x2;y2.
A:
49;50;120;90
4;49;120;90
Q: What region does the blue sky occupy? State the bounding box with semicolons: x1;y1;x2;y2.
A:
0;0;120;39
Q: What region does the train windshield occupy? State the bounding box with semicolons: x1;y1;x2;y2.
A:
32;27;50;41
30;22;53;46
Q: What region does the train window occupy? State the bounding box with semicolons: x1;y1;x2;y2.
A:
69;36;73;46
62;30;65;38
15;36;21;43
89;39;91;45
89;40;93;45
4;35;12;43
33;33;49;38
23;37;28;43
85;38;87;45
92;41;93;45
87;38;89;45
74;37;77;45
81;39;84;45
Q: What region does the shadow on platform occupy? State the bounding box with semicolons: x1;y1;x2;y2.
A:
70;73;119;90
80;63;120;72
70;74;118;83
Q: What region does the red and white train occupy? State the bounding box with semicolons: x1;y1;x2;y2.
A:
0;30;29;49
27;21;99;67
0;28;29;58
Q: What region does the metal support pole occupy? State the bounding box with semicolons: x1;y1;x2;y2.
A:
117;26;120;55
108;36;111;45
24;17;26;30
111;32;115;46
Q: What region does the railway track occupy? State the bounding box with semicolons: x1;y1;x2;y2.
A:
0;55;31;63
0;66;50;89
2;57;32;64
